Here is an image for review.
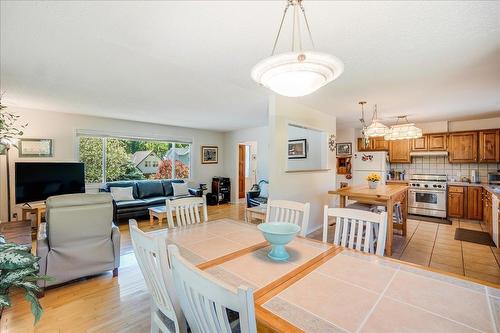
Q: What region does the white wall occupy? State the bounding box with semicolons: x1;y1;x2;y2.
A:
287;125;327;171
223;126;269;203
268;96;336;235
0;107;226;221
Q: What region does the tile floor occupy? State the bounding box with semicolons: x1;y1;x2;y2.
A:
311;218;500;285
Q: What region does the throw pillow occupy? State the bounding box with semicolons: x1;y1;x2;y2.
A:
172;182;189;196
110;187;135;201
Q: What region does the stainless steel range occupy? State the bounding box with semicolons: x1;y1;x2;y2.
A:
408;174;448;218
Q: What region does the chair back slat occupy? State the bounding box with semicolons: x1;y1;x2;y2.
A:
167;195;207;228
265;200;311;237
128;220;185;332
323;207;387;256
168;245;257;333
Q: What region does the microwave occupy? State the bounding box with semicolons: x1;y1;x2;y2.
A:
488;172;500;185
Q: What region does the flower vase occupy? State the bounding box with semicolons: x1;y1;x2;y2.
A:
368;181;379;189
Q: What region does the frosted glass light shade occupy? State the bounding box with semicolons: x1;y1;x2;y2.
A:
251;51;344;97
384;123;422;140
366;120;389;137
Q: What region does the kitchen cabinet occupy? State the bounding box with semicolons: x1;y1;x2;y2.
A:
483;191;493;237
466;187;483;221
428;134;447;151
448;186;466;218
412;136;427;151
479;129;500;163
357;137;388;151
389;139;411;163
448;132;478;163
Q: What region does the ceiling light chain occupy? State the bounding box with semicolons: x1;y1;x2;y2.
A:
271;2;291;56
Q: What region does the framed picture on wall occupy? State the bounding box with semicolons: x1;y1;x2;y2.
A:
18;138;53;157
201;146;218;164
336;142;352;156
288;139;307;159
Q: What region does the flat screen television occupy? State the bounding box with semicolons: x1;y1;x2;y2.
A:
15;162;85;204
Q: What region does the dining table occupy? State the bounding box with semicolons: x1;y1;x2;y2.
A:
151;218;500;333
329;184;409;256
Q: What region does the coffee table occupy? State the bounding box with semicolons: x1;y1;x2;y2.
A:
149;206;169;226
245;206;267;224
0;220;32;249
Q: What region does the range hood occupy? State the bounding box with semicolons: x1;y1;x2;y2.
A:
410;151;448;157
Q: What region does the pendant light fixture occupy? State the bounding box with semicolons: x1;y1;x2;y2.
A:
384;116;423;140
365;104;388;137
358;101;370;148
251;0;344;97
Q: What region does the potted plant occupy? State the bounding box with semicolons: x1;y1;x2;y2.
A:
367;173;381;189
0;234;52;324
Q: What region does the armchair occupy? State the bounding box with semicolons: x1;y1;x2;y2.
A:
37;193;120;288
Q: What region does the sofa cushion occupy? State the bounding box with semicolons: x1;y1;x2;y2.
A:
137;180;164;199
172;182;189;196
106;181;139;199
142;196;168;206
110;187;135;201
115;199;147;209
161;179;184;197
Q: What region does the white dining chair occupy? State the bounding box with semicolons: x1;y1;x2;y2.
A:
166;195;208;228
322;207;387;256
265;199;310;237
167;244;257;333
129;220;187;333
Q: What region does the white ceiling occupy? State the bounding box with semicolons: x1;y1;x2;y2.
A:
1;1;499;131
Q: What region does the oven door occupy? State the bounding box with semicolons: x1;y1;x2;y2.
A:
409;189;446;211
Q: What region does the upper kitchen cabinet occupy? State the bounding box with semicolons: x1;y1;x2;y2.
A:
372;137;389;151
412;135;427;151
479;129;500;163
357;137;371;151
448;131;478;163
389;139;411;163
428;133;447;151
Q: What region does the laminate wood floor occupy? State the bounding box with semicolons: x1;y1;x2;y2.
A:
3;204;499;332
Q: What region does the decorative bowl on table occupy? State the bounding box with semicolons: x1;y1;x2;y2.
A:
257;222;301;261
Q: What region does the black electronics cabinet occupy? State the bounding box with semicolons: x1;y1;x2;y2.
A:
212;177;230;204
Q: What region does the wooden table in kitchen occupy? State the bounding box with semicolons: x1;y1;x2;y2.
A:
157;218;499;333
328;184;409;256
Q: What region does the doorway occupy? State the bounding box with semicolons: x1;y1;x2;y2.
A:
237;142;257;202
238;144;247;199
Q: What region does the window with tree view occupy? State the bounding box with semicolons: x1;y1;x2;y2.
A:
78;136;191;183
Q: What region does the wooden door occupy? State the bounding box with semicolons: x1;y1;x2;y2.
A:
448;132;478;163
238;145;245;199
412;135;427;151
357;138;372;151
372;137;389;151
466;187;482;220
428;134;447;151
389;139;411;163
448;186;465;218
479;130;500;162
483;192;493;237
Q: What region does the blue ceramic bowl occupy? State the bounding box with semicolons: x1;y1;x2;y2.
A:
257;222;301;261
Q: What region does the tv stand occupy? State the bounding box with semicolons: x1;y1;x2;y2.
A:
22;202;33;209
21;202;46;232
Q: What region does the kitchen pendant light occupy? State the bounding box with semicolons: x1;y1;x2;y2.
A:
384;116;422;140
365;104;388;137
251;0;343;97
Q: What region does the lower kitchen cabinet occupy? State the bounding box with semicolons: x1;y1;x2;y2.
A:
448;186;466;219
483;191;493;237
466;186;483;220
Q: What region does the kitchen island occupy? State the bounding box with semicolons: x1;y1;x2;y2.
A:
329;184;409;256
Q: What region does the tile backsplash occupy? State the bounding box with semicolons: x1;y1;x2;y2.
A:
390;156;500;183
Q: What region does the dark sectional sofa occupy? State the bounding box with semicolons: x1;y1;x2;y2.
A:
100;179;202;222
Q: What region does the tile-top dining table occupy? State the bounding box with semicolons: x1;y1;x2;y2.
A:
150;219;500;333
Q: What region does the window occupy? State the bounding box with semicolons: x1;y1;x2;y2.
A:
78;135;191;183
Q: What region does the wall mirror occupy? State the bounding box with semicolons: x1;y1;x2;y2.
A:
286;123;329;172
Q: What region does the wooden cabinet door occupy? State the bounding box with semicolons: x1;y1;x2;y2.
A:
412;135;427;151
389;139;411;163
372;137;389;151
479;129;500;162
448;132;478;163
483;192;493;237
428;134;447;151
357;138;371;151
466;187;482;220
448;188;465;218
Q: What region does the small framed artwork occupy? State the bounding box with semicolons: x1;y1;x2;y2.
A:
288;139;307;159
19;139;53;157
201;146;218;164
336;142;352;156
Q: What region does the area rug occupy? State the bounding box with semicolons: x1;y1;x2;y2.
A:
454;228;495;246
407;214;452;225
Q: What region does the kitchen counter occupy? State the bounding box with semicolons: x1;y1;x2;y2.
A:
448;182;500;199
